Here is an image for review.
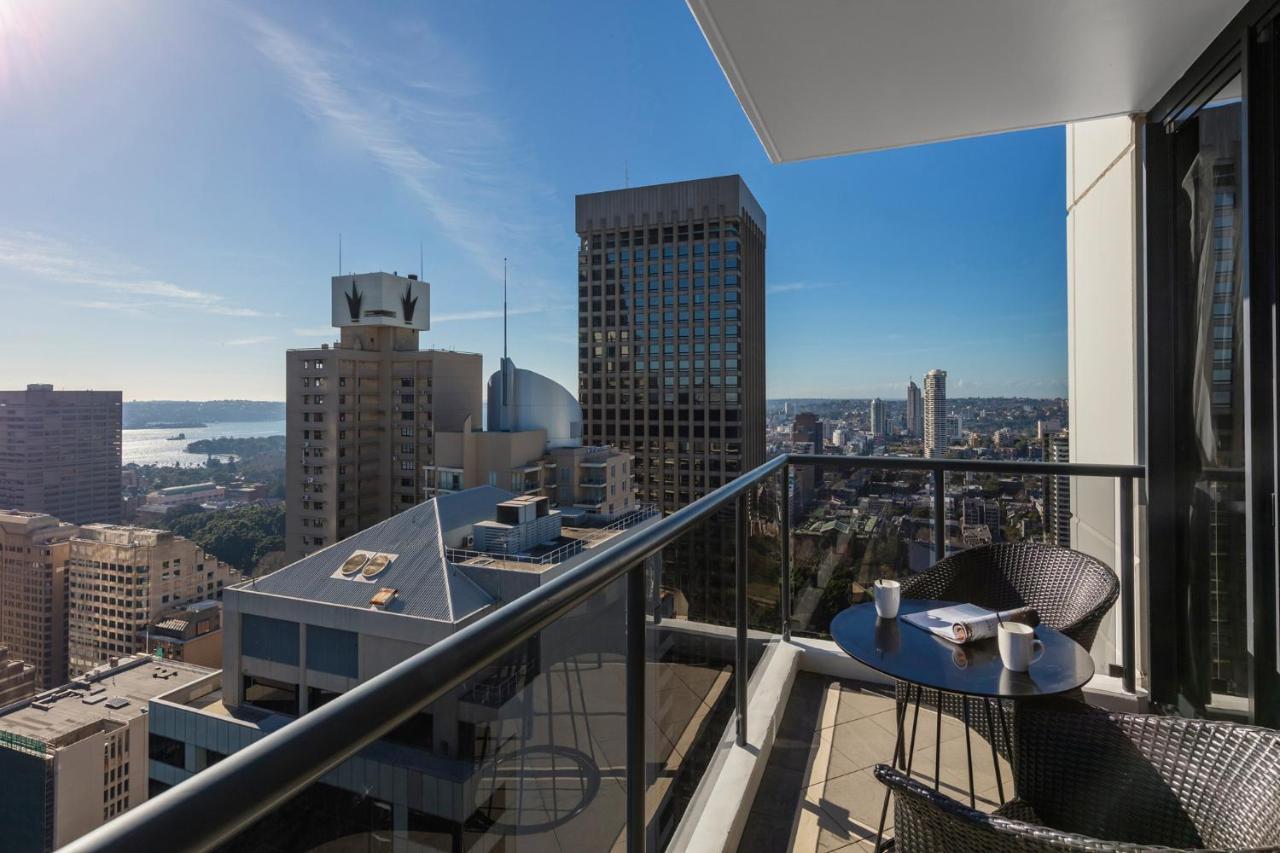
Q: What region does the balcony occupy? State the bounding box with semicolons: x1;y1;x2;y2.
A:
64;454;1158;853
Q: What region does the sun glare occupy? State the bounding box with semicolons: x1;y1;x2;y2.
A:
0;0;49;98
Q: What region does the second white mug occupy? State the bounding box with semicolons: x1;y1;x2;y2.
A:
873;578;900;619
998;621;1043;672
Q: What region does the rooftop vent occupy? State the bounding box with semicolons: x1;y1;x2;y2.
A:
370;587;398;609
339;552;369;577
104;697;129;710
362;553;392;578
332;550;397;582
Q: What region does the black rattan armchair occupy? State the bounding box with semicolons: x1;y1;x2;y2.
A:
898;542;1119;651
895;542;1120;753
875;705;1280;852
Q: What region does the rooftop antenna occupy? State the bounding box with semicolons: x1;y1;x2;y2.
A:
503;257;508;362
624;160;630;188
338;233;343;275
419;240;424;280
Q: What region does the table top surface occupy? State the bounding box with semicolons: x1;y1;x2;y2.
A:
830;599;1095;698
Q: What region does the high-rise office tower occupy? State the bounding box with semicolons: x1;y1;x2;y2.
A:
906;378;923;437
869;397;887;437
575;175;765;512
1042;428;1071;547
791;411;823;453
923;368;948;458
286;272;483;560
66;525;239;675
0;385;122;524
0;511;77;689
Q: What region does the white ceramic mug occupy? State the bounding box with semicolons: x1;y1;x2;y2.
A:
873;578;901;619
998;622;1044;672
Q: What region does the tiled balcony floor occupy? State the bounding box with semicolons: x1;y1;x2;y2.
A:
738;673;1011;853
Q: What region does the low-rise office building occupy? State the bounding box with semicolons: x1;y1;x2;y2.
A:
0;656;213;852
147;485;658;848
148;600;223;668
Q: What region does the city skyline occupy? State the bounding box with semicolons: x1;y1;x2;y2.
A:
0;1;1067;401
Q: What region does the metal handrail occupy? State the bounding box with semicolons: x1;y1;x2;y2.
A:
63;455;785;853
62;452;1143;853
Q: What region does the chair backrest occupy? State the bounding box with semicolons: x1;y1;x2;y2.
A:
900;542;1118;650
1015;705;1280;850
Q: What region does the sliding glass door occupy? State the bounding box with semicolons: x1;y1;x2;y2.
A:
1146;1;1280;726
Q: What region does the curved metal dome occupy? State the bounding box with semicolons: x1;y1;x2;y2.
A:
487;357;583;448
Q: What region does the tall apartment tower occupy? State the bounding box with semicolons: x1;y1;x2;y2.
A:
869;397;888;437
923;369;948;458
575;176;765;511
1042;428;1072;547
0;511;77;689
906;379;923;437
66;524;239;675
286;272;483;560
0;385;122;524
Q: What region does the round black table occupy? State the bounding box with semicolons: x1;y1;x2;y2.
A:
830;599;1095;851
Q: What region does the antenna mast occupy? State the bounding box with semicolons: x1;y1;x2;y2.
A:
338;233;342;275
419;240;424;280
503;257;508;361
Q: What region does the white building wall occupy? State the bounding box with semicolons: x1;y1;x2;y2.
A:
1065;115;1146;686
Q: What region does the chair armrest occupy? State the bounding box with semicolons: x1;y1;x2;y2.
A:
873;764;1153;852
1014;706;1280;850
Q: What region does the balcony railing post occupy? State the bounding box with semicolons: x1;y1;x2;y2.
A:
735;491;749;747
781;460;792;642
1119;475;1136;694
626;562;646;853
932;466;946;563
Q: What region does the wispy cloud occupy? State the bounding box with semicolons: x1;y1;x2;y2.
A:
293;326;335;338
246;13;536;283
768;282;829;295
225;336;275;347
0;229;261;318
433;305;559;324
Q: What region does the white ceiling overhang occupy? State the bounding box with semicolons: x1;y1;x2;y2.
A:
687;0;1248;163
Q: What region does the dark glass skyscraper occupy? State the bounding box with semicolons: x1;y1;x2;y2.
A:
575;176;766;513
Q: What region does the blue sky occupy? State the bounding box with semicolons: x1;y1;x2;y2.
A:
0;1;1067;401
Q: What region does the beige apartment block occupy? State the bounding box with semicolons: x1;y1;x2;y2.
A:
66;525;239;676
433;424;637;519
286;272;483;561
0;510;78;689
0;385;122;524
0;656;213;851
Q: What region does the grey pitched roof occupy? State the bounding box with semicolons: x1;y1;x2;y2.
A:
436;485;515;534
250;496;496;622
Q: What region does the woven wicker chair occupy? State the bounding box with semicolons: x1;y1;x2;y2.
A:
898;542;1119;650
894;542;1120;754
875;704;1280;852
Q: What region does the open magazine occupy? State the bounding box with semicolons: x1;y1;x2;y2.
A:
902;603;1038;645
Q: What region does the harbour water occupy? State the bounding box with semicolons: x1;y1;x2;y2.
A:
122;420;286;467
